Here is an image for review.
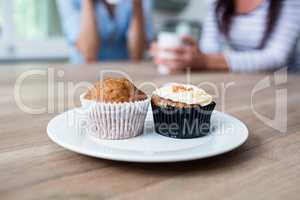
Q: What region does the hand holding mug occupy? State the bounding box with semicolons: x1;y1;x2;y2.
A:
151;34;206;74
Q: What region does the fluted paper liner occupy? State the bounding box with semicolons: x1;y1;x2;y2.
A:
81;94;149;140
151;101;216;139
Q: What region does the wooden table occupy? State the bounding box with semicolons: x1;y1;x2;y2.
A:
1;62;300;200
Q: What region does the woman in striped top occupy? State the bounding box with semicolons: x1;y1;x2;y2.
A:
152;0;300;73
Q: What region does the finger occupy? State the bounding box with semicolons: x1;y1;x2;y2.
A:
163;46;186;54
155;57;176;65
169;67;183;74
181;36;198;47
172;47;193;59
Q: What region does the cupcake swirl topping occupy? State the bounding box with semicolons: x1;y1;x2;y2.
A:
153;83;212;106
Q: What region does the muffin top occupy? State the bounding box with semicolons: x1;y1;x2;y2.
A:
85;78;147;103
152;83;213;108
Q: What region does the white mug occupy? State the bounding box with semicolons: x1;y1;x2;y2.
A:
106;0;121;5
157;32;182;75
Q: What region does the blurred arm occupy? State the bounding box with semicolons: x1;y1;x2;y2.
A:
57;0;100;63
127;0;148;61
76;0;100;63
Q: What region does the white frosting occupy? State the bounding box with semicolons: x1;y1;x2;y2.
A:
153;83;213;106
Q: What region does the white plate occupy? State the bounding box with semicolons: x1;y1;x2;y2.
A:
47;108;248;163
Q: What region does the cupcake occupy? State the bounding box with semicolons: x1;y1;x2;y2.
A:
151;83;215;139
81;78;149;140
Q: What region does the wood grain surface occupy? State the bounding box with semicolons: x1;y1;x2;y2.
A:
0;62;299;200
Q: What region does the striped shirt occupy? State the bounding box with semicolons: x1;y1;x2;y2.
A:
200;0;300;72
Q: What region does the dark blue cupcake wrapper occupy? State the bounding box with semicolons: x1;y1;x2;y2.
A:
151;101;216;139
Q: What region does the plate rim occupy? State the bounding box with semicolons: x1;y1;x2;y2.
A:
47;109;248;163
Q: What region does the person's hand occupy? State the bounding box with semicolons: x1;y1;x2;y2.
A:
151;36;207;74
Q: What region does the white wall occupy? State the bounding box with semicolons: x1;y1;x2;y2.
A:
179;0;210;22
153;0;210;32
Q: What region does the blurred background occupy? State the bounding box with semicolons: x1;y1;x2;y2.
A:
0;0;210;64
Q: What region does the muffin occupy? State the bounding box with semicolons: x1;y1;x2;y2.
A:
81;78;149;140
84;78;147;103
151;83;215;139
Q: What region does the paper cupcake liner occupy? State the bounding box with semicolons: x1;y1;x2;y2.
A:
151;101;216;139
83;96;149;140
80;93;94;110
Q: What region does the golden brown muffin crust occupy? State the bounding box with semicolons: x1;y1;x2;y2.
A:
85;78;147;103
